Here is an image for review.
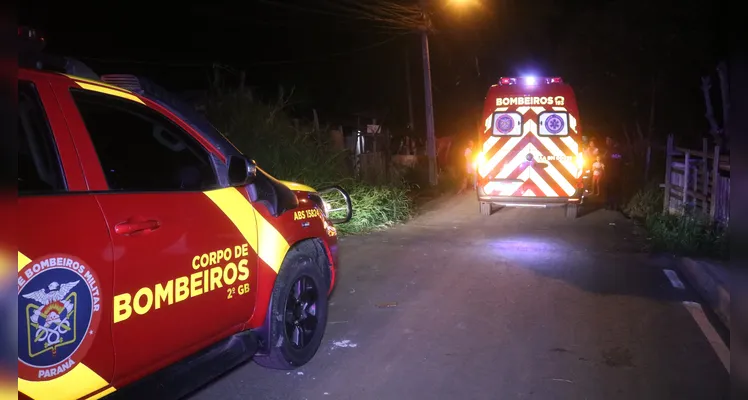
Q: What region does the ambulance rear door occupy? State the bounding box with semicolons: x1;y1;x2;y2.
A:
478;108;529;196
532;107;580;198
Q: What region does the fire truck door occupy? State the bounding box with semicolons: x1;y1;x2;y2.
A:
57;86;259;385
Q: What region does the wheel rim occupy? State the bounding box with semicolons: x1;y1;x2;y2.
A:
284;275;319;349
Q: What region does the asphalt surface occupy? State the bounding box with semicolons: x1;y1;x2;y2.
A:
192;193;729;400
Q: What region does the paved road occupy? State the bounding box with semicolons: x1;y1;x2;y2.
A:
192;194;729;400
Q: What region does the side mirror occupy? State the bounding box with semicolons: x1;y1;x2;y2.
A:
227;155;257;187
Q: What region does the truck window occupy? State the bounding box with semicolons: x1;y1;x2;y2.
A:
70;89;219;192
18;80;66;195
538;111;569;136
492;112;522;136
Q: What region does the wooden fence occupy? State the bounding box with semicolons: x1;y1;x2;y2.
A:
661;134;730;226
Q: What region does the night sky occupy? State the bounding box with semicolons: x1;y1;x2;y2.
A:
20;0;726;145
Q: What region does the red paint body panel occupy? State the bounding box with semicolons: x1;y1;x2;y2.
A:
95;191;258;387
19;70;88;191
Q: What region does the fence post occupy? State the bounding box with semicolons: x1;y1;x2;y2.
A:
710;145;720;220
663;134;673;213
701;138;709;212
683;150;690;211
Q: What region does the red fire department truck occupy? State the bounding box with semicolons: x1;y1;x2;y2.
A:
17;27;351;400
474;76;586;218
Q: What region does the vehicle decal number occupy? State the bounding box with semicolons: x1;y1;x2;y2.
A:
293;208;321;221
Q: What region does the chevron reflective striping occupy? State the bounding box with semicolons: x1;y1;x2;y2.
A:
479;136;521;178
529;170;559;197
536;136;577;175
530;106;546;115
516;106;530;115
534;163;571;196
560;136;579;153
523;119;537;134
483;136;500;153
497;143;531;178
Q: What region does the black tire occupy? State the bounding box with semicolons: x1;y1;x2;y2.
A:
480;201;492;216
565;203;579;219
253;244;329;370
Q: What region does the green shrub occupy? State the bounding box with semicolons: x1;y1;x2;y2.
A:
204;89;413;234
645;211;729;259
624;185;663;220
328;182;413;235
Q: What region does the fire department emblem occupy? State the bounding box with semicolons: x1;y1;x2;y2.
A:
545;114;565;135
495;114;515;134
18;254;102;381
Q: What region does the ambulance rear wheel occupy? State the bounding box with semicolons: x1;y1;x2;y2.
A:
254;246;329;370
566;203;579;219
480;201;492;216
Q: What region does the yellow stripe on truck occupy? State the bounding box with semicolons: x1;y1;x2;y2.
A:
280;180;316;193
18;252;116;400
18;251;31;272
84;387;117;400
18;365;111;400
203;187;290;274
75;81;145;105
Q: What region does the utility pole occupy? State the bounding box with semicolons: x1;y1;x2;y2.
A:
405;45;415;133
419;0;438;185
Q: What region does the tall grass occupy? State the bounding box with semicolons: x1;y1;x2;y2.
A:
645;212;729;260
206;91;347;187
205;89;413;234
625;186;728;260
331;183;413;235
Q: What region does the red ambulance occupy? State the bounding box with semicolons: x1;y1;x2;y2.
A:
17;27;351;400
474;76;586;218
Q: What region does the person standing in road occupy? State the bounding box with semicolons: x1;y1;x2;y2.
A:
591;155;604;196
603;136;623;210
458;140;475;194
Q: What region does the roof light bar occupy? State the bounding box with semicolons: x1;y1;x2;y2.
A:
498;76;563;86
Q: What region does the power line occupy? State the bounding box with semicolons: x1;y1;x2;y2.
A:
247;33;408;66
79;33;408;69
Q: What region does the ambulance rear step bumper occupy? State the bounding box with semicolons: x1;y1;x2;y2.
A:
104;330;259;400
478;196;580;208
478;186;585;207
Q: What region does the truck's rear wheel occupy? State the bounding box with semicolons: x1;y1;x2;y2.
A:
565;203;579;219
253;245;329;370
480;201;492;216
